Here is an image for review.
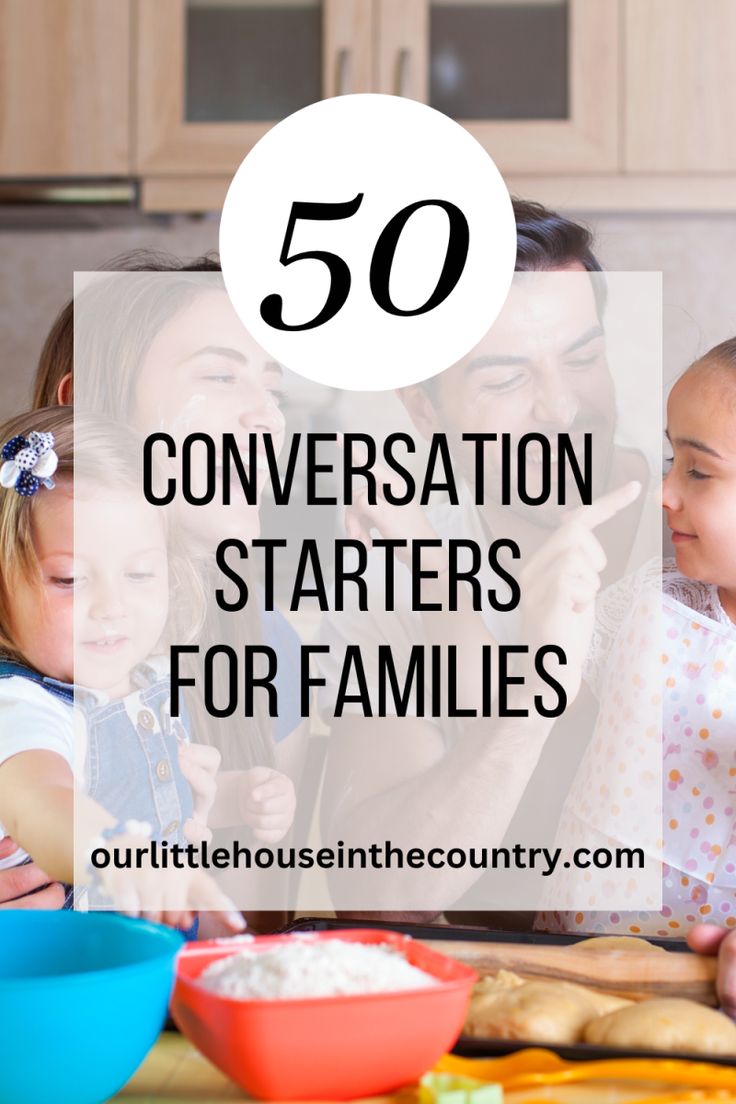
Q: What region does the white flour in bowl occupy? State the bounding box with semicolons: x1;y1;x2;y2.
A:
198;938;438;1000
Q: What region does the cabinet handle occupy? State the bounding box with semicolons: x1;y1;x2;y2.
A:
0;180;136;205
335;48;352;96
396;48;412;98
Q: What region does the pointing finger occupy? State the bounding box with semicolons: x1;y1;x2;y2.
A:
566;480;642;532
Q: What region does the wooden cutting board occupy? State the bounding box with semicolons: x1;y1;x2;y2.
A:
423;940;719;1005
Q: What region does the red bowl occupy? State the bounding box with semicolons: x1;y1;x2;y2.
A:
171;929;476;1100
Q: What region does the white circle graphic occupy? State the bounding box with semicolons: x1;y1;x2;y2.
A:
220;94;516;391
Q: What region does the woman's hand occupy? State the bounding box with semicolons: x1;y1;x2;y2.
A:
238;767;296;844
346;484;440;555
687;923;736;1019
178;742;221;845
341;438;440;558
0;838;65;909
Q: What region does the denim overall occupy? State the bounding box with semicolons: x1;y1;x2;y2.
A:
82;663;193;848
0;660;194;920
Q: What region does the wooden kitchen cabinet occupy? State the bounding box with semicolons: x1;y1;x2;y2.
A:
625;0;736;172
136;0;619;193
1;0;735;212
135;0;736;214
0;0;131;176
135;0;373;176
375;0;620;174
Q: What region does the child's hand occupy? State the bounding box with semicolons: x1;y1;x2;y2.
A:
96;839;245;933
238;767;296;843
178;742;221;845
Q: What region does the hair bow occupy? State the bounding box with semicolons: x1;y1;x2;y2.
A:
0;431;58;496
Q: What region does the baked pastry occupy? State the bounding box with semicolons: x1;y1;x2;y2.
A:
472;969;525;994
584;998;736;1055
465;977;630;1044
575;936;666;955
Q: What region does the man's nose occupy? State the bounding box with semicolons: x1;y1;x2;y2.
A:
532;370;579;428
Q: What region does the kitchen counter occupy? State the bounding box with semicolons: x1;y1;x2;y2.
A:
116;1032;241;1101
115;1034;736;1104
116;1033;402;1103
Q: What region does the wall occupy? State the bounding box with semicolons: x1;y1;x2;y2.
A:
592;212;736;388
0;215;218;419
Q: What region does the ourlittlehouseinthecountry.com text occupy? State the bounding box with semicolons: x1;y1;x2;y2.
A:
88;840;645;879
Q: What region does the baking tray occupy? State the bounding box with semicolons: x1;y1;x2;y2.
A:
281;916;736;1069
278;914;689;950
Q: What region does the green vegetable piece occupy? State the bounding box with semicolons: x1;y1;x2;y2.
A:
420;1071;503;1104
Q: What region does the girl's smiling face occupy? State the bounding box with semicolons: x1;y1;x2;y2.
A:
663;364;736;589
10;482;170;697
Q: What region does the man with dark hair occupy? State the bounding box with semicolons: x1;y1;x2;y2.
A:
513;198;601;273
318;196;648;926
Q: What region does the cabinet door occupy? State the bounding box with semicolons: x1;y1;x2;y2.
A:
625;0;736;172
375;0;620;174
135;0;373;175
0;0;131;176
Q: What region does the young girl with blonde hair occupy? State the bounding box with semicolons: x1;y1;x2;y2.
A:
0;404;244;929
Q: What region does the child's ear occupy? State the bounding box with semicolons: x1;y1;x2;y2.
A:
57;373;73;406
397;384;441;442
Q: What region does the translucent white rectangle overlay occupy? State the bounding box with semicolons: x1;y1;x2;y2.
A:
72;270;667;928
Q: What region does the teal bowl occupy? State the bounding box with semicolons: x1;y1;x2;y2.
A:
0;910;183;1104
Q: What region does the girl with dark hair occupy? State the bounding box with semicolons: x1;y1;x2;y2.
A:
534;340;736;1016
